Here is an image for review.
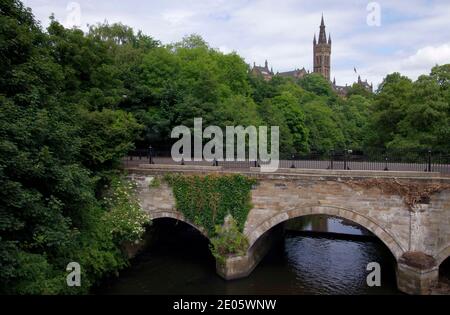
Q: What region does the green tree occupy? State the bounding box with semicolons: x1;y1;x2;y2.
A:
268;92;309;153
302;100;345;151
0;0;147;294
365;73;414;148
335;95;371;148
389;66;450;150
298;73;334;97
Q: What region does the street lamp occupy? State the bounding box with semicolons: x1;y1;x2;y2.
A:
148;145;154;164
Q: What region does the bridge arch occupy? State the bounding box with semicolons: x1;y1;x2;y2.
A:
436;245;450;266
148;210;209;239
245;205;405;260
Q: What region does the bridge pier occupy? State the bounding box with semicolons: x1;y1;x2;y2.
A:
396;252;439;295
216;225;284;280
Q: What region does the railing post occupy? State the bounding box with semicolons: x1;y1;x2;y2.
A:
291;154;296;169
427;149;432;172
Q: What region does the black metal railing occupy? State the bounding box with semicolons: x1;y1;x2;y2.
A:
124;148;450;174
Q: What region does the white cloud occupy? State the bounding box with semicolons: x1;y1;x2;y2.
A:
402;44;450;71
162;10;195;26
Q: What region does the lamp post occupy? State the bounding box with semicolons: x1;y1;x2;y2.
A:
148;145;154;164
291;154;296;169
343;149;347;170
427;149;432;172
330;149;335;170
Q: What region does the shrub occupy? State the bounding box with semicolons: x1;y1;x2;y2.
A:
102;178;150;244
210;216;249;265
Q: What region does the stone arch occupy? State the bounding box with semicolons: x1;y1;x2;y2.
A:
148;210;209;239
436;245;450;266
245;205;405;260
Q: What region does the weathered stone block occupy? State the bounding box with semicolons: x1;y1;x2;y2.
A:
396;252;438;295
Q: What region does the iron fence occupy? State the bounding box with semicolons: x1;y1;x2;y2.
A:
124;148;450;174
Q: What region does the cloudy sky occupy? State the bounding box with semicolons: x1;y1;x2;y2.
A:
23;0;450;87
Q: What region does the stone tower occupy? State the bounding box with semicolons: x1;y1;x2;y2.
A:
313;15;331;81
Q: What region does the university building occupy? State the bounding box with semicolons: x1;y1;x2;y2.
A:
251;16;373;96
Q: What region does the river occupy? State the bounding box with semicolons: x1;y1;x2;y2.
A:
96;216;404;295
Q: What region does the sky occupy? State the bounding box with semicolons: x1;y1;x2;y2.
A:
22;0;450;87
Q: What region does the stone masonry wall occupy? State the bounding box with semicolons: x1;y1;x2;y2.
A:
127;168;450;265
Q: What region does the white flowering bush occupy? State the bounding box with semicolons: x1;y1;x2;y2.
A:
102;178;150;244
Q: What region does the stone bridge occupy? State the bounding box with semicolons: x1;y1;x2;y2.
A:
126;164;450;295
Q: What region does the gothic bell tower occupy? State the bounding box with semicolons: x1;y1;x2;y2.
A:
313;15;331;81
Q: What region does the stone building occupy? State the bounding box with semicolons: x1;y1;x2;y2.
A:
331;76;374;96
278;68;308;79
356;75;373;92
250;60;274;81
250;15;374;96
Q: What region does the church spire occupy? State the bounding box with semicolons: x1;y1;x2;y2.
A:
318;14;327;44
313;14;332;82
328;33;332;44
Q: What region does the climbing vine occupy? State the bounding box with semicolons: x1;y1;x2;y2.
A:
164;174;256;236
346;179;450;210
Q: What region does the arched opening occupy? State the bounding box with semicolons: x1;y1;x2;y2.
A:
148;218;211;254
97;218;216;294
246;206;404;260
435;255;450;294
245;214;400;294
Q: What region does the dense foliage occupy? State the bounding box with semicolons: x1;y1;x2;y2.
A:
164;174;256;235
1;0;449;294
0;0;147;294
365;69;450;151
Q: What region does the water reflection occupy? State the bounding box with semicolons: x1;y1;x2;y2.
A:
285;215;370;236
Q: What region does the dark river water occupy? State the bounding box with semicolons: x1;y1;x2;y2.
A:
96;216;402;295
